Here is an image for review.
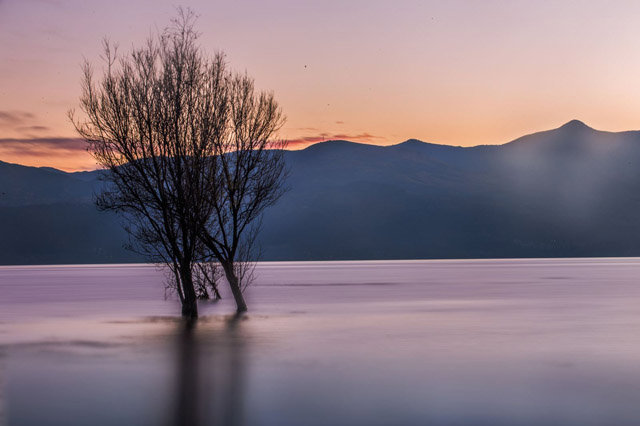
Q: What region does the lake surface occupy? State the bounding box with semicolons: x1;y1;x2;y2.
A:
2;258;640;425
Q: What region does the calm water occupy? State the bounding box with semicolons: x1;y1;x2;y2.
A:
2;259;640;425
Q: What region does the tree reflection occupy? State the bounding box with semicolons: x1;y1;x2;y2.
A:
172;315;248;426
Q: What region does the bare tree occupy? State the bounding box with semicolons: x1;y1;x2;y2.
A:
199;74;287;313
71;9;287;316
165;256;222;301
192;258;223;300
71;10;229;319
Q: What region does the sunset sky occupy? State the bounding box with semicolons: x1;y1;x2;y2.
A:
3;0;640;170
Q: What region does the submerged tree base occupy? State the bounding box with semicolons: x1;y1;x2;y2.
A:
181;303;198;320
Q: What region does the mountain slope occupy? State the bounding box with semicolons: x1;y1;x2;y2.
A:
2;120;640;264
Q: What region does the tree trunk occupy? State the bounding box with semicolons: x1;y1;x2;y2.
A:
222;262;248;313
180;266;198;319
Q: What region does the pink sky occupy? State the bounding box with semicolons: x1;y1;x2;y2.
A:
3;0;640;171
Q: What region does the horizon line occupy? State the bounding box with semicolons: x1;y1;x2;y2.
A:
2;119;638;172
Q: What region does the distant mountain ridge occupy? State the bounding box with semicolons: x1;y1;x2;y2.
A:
2;120;640;264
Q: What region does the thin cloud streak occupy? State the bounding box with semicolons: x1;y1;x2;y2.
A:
16;125;50;132
0;110;54;139
0;138;86;156
0;110;35;126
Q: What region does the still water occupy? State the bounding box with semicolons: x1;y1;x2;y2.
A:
2;259;640;425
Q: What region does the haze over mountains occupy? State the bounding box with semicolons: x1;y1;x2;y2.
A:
2;120;640;265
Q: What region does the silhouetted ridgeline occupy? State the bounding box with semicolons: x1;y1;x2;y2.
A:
2;120;640;265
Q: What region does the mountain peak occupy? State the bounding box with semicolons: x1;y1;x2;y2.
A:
559;119;591;130
395;139;461;149
398;139;427;146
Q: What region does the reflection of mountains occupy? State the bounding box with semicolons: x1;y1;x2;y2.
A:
4;119;640;263
172;317;247;426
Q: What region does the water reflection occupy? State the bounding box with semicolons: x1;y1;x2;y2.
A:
172;315;247;426
0;353;6;426
174;321;199;426
7;260;640;425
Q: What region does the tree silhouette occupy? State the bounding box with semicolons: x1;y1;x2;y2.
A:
71;9;286;317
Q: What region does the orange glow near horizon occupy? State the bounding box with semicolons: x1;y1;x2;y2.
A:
0;138;96;172
3;1;640;171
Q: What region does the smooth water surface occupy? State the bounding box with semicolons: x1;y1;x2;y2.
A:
2;259;640;425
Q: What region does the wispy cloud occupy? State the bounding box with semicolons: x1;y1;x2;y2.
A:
0;110;54;139
0;138;86;157
16;125;50;132
0;110;35;127
332;133;382;140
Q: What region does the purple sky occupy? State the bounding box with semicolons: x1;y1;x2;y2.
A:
3;0;640;170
